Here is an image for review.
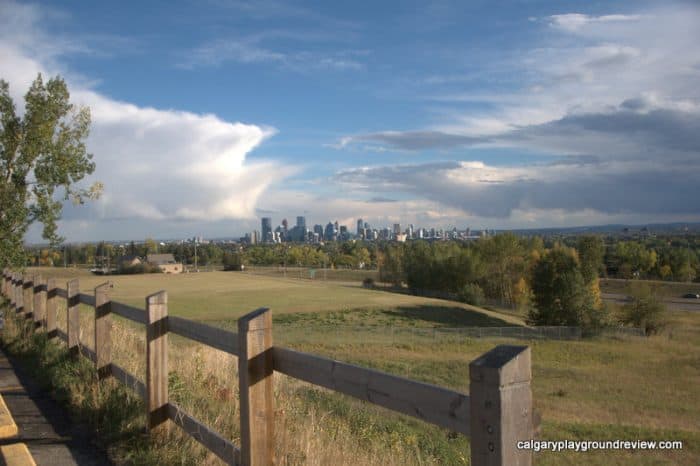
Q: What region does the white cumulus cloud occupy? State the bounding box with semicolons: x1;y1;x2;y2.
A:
0;1;295;241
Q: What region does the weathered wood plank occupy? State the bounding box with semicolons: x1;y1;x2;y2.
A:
56;328;68;343
46;279;57;339
167;402;240;465
95;283;112;380
146;290;169;433
80;345;97;363
169;316;238;355
272;347;471;435
111;302;147;324
14;274;23;313
470;345;532;466
238;308;274;466
33;276;46;329
111;363;146;400
22;274;33;318
67;279;80;357
79;293;96;306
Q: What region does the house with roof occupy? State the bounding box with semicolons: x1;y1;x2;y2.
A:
147;253;183;274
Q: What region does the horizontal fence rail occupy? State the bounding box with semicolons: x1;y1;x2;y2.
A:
274;325;646;341
273;347;471;435
1;268;534;466
169;315;239;355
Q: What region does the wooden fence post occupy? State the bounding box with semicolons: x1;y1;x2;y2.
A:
23;273;33;320
238;308;274;466
14;273;23;314
46;278;57;339
146;290;168;433
94;283;112;380
6;272;14;309
33;275;46;329
470;345;532;466
67;279;80;356
9;273;15;309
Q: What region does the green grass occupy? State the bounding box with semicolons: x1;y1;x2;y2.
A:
601;277;700;299
15;267;700;465
26;267;525;325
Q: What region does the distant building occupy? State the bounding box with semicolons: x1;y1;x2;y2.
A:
118;255;141;270
357;218;363;236
147;253;183;274
393;223;401;235
325;222;336;241
261;217;272;243
296;216;306;229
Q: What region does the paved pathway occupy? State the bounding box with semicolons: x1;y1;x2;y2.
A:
0;348;112;466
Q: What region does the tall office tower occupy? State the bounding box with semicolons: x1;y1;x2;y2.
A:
339;225;348;240
325;222;335;241
296;216;306;229
314;224;324;237
261;217;272;243
393;223;401;235
357;218;363;236
282;218;288;232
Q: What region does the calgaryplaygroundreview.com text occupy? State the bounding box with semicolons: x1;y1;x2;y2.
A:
517;439;684;453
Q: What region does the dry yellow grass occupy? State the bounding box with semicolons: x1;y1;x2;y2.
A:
10;269;700;465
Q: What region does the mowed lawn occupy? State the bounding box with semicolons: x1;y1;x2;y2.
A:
27;267;524;325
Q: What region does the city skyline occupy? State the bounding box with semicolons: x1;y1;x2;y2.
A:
3;0;700;243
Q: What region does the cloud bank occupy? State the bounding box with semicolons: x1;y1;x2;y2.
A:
334;4;700;226
1;1;294;240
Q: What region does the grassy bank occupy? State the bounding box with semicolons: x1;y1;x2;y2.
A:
4;268;699;464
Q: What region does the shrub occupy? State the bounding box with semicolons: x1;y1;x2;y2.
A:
620;283;668;335
459;283;484;306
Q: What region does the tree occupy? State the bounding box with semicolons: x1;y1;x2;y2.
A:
1;74;101;267
576;235;605;283
620;283;667;335
528;247;597;327
378;244;404;287
477;233;526;304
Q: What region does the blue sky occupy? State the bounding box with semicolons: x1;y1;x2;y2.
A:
2;0;699;241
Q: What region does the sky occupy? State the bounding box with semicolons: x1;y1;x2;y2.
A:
1;0;699;242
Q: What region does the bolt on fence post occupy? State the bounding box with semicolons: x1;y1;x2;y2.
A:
33;275;46;330
146;290;169;434
67;279;80;357
46;279;57;339
238;307;274;466
470;345;533;466
95;282;112;380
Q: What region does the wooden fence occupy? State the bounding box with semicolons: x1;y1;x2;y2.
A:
1;269;533;466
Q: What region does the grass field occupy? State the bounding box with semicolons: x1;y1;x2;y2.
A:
26;267;524;325
10;267;700;465
601;277;700;298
